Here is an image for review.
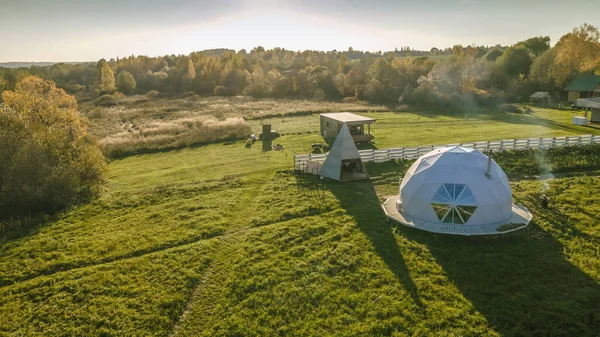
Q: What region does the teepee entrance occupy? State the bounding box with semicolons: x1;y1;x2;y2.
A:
319;123;368;182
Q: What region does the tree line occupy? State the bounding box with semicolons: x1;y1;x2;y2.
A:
0;24;598;110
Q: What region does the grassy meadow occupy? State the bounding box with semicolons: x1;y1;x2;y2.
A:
1;99;600;336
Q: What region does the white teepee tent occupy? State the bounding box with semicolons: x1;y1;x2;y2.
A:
319;123;368;181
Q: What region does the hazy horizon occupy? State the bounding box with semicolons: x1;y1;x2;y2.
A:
2;0;599;62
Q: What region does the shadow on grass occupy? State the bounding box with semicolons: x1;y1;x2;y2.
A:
322;162;599;335
357;143;378;150
402;223;600;336
0;213;55;244
326;178;424;308
391;187;600;336
485;111;593;134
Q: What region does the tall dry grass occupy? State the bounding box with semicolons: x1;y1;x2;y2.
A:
99;116;252;157
79;95;389;157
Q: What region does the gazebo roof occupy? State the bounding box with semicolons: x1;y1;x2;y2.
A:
320;112;375;123
530;91;550;98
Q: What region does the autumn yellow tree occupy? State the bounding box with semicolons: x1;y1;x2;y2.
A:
95;59;115;92
0;76;106;215
553;23;600;87
180;59;196;92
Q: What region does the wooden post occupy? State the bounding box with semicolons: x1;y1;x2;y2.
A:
262;124;271;138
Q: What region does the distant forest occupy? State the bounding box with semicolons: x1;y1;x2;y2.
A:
1;23;599;110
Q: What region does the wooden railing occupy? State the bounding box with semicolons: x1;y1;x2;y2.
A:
294;134;600;171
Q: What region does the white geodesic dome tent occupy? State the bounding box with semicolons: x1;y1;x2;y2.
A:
399;146;512;226
381;146;532;235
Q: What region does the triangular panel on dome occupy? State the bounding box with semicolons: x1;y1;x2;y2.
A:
319;123;368;182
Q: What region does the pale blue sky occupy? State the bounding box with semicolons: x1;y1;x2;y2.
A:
1;0;599;62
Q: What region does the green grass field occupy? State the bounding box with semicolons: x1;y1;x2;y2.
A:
1;104;599;336
248;106;600;152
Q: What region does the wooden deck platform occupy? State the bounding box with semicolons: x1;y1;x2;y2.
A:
382;195;532;236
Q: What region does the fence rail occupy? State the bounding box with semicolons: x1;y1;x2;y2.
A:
294;134;600;171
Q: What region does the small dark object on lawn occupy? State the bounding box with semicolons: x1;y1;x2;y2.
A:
312;143;324;153
258;131;281;140
272;144;285;151
541;194;550;208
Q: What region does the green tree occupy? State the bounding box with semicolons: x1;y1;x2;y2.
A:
496;46;533;77
366;57;402;102
271;76;293;98
529;48;555;90
364;79;386;102
116;71;137;94
485;48;503;62
293;68;315;97
308;65;338;99
337;54;349;74
0;77;106;215
518;36;551;57
0;75;7;100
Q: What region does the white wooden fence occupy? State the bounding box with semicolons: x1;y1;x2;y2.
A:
294;134;600;171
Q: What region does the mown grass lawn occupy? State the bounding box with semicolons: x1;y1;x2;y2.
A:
248;106;600;152
1;109;599;336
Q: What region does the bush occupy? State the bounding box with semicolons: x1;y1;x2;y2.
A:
498;103;524;113
96;94;119;106
0;77;106;216
213;85;229;96
87;108;106;119
147;90;160;98
116;71;137;95
245;82;270;98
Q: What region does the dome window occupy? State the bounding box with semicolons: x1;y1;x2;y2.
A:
431;184;477;224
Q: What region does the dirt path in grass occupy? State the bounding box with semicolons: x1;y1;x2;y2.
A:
169;172;287;336
169;230;245;337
